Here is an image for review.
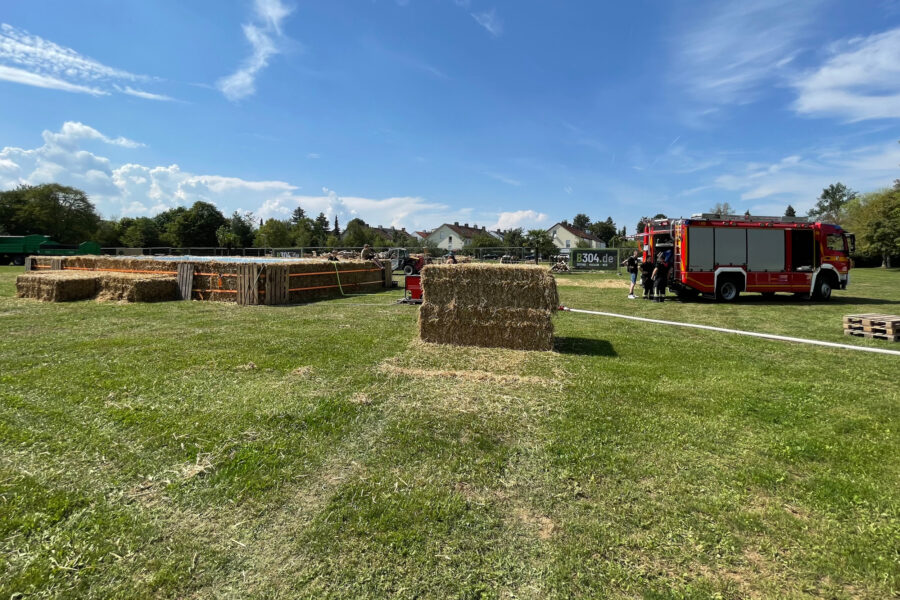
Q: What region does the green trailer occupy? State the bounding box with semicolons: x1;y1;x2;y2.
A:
0;235;101;266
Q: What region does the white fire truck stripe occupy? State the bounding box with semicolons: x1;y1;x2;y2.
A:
560;308;900;357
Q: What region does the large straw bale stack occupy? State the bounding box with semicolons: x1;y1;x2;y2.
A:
287;260;385;303
418;264;558;351
96;273;178;302
16;272;100;302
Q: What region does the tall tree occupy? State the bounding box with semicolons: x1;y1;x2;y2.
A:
785;205;796;217
333;215;341;238
588;217;617;243
710;202;733;215
290;205;306;225
524;229;556;259
311;212;330;246
502;228;524;247
0;183;100;243
163;201;226;247
847;188;900;268
809;182;856;224
342;218;373;247
254;219;294;247
121;218;161;247
572;213;591;230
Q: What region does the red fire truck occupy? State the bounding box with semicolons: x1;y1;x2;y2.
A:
641;214;854;301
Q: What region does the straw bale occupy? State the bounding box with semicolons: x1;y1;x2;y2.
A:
96;274;178;303
418;302;554;351
16;272;100;302
420;264;558;311
417;264;558;351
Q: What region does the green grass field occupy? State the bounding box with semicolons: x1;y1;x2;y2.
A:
1;265;898;599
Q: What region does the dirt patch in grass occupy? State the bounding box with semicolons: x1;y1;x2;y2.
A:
515;507;556;540
555;277;628;289
291;366;313;377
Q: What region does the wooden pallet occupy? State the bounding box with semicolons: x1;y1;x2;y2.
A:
844;329;900;342
843;313;900;328
844;323;899;335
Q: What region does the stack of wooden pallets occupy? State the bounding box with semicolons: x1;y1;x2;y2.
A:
843;314;900;342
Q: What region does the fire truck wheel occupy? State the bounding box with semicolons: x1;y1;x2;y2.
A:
814;277;833;301
716;278;741;302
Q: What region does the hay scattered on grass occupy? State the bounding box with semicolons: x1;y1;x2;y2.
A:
418;264;558;351
380;363;552;386
235;362;258;371
291;366;313;377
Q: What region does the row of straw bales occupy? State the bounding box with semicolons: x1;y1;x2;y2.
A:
28;255;385;304
418;264;558;351
16;271;177;303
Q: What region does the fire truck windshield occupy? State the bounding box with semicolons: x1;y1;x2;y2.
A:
826;234;846;253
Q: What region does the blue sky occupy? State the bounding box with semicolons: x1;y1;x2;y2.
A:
1;0;899;234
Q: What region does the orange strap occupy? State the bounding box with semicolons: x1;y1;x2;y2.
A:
288;280;383;292
288;268;382;278
61;266;179;275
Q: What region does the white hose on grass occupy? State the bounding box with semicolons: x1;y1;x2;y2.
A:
559;307;900;357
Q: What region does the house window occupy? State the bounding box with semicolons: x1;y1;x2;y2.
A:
565;240;570;248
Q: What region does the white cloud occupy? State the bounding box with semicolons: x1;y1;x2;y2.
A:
793;27;900;121
116;85;175;102
484;171;521;186
0;121;458;230
0;24;174;100
218;0;293;101
702;140;900;214
471;10;503;37
491;210;547;230
674;0;819;106
0;64;108;95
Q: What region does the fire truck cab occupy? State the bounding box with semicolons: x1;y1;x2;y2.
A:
641;214;854;302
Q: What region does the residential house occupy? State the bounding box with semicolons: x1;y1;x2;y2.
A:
546;222;606;252
426;222;500;250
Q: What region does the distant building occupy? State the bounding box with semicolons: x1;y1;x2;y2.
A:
425;222;500;250
546;222;606;251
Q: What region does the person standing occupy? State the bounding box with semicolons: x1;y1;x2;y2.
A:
639;253;655;300
621;250;639;299
650;251;669;302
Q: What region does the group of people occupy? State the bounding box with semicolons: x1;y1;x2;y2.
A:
622;249;671;302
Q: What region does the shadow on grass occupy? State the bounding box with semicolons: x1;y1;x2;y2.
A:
554;336;617;357
682;295;900;306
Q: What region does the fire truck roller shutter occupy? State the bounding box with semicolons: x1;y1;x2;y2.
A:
747;229;785;271
688;227;714;271
714;228;747;266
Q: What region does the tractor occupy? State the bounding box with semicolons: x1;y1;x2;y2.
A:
385;248;424;275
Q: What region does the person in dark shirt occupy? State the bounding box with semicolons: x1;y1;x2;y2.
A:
650;252;669;302
639;254;655;299
621;250;639;299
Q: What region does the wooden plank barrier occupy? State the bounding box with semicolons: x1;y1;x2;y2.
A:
177;263;194;301
265;265;289;305
237;263;261;305
50;258;63;271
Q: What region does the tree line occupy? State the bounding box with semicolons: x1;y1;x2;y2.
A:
1;179;898;264
0;184;418;249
